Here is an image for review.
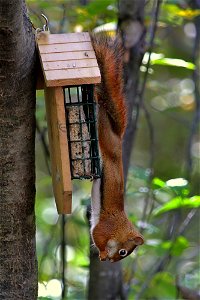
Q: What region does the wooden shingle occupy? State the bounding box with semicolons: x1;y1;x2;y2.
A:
37;32;101;87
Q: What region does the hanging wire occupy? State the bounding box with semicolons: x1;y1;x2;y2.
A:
61;215;67;299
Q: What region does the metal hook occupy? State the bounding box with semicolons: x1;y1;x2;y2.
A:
41;14;49;31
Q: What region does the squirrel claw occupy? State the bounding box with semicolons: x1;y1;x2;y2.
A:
99;250;108;261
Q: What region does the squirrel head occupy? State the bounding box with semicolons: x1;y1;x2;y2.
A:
98;231;144;262
91;210;144;262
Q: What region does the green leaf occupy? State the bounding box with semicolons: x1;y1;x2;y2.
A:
154;236;189;256
151;58;195;70
171;236;189;256
166;178;188;187
143;53;195;70
152;177;165;188
153;195;200;215
177;9;200;19
147;272;176;299
143;52;164;64
166;178;189;197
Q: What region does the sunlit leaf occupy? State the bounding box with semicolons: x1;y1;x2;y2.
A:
153;196;200;215
143;52;164;64
161;4;184;25
163;4;180;14
152;177;165;188
94;21;116;34
76;7;88;17
166;178;188;187
151;58;195;70
166;178;190;197
177;9;200;19
143;53;195;70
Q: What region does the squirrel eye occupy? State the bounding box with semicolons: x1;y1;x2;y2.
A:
119;249;127;257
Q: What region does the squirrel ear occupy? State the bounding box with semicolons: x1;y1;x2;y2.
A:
128;232;144;245
133;236;144;245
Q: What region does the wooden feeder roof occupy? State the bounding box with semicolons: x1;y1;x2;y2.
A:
37;32;101;87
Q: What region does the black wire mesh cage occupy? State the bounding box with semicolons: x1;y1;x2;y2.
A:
64;85;101;179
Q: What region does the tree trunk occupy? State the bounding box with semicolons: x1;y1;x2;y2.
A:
87;206;125;299
0;1;37;299
119;0;146;184
88;245;124;300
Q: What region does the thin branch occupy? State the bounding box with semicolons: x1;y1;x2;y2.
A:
140;103;155;224
61;215;67;299
136;0;162;106
186;13;200;179
58;4;67;33
178;208;197;236
38;224;59;280
134;0;161;244
36;120;51;175
27;5;44;25
124;1;161;296
130;0;161;223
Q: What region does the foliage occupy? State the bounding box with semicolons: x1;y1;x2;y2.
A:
161;3;200;25
145;54;195;70
153;195;200;215
27;0;200;299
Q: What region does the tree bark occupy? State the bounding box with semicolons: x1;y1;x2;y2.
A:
118;0;146;184
88;245;124;300
87;207;125;300
0;1;37;299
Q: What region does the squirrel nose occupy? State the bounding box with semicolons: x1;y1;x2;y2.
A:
100;257;107;261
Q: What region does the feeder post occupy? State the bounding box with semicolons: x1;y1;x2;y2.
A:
44;86;72;214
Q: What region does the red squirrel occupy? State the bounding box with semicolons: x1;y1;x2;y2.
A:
90;34;144;262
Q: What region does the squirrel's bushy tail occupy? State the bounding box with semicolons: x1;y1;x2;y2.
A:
91;33;127;137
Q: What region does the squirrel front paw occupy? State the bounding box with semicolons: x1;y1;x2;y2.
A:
99;250;108;261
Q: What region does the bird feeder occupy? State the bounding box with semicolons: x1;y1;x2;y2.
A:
36;31;101;214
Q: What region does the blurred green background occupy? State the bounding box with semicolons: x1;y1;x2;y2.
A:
27;0;200;299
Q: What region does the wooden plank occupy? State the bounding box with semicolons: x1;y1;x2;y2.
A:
37;32;91;45
39;42;93;54
44;67;101;86
44;87;72;214
40;51;96;62
43;59;98;71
